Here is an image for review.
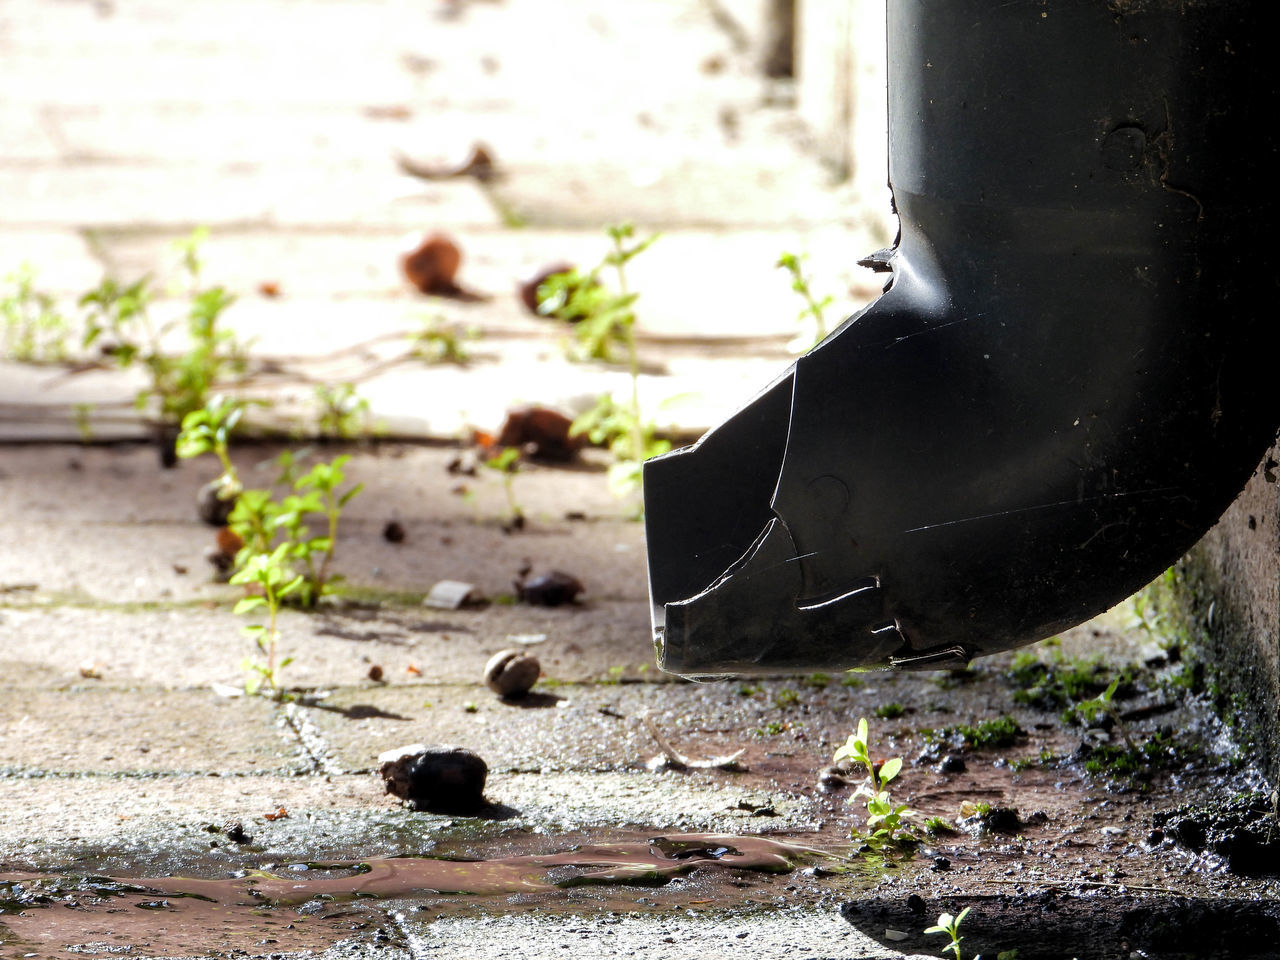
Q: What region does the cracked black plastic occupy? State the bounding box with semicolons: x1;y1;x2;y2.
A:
645;0;1279;677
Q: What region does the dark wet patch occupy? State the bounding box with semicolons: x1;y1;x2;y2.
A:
0;834;834;959
1153;792;1280;875
840;891;1280;960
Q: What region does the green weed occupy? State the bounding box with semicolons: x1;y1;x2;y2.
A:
80;229;248;431
833;717;916;851
481;446;524;529
230;544;304;699
314;383;373;440
925;907;971;960
540;223;670;498
776;251;833;351
927;715;1023;749
773;687;800;709
1006;648;1132;711
1;264;70;363
226;452;363;609
409;314;475;364
176;394;245;500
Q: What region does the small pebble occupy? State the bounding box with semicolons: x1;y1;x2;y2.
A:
196;481;237;527
936;754;966;774
368;664;384;682
483;649;541;697
383;520;406;543
931;856;951;871
517;570;584;606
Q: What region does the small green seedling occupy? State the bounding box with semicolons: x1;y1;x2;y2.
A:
176;394;245;499
481;446;524;529
1063;677;1132;745
225;453;363;608
1;264;70;363
833;717;916;850
570;392;671;498
314;383;372;440
774;687;800;709
542;223;668;500
925;907;971;960
777;251;835;351
80;229;247;432
289;454;364;605
230;543;304;699
410;314;475;364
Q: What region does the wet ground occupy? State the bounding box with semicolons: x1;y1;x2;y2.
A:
2;441;1279;960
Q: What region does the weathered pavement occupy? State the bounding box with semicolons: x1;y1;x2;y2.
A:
3;3;1278;959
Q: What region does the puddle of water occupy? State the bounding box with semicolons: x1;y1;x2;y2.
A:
0;833;849;958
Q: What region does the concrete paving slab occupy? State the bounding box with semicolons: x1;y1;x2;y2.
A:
86;226;879;336
0;106;61;163
0;230;103;292
0;597;656;689
0;687;291;776
0;167;500;231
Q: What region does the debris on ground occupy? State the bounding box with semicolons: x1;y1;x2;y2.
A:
399;231;465;296
446;448;480;476
196;479;237;527
642;714;747;772
78;659;104;679
496;405;583;462
396;142;496;182
424;579;482;610
1153;792;1280;875
367;664;385;683
816;758;858;792
377;743;489;814
382;520;406;543
221;819;250;844
482;648;541;698
204;526;243;579
518;261;575;315
515;568;584;606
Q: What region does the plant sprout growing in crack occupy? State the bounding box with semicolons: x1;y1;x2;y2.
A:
1;264;70;363
925;907;971;960
539;223;670;499
80;228;248;445
777;250;834;351
176;394;245;503
481;446;524;530
833;717;917;853
230;543;303;699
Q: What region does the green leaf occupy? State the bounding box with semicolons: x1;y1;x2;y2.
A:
233;596;268;615
241;624;267;636
338;482;364;506
879;756;902;784
279;574;306;597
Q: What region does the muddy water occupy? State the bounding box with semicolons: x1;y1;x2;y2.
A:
0;834;851;958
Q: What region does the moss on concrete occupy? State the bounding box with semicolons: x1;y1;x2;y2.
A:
1143;450;1280;787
